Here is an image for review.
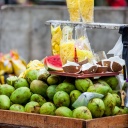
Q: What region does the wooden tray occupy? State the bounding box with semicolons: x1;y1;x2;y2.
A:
49;71;120;78
0;110;127;128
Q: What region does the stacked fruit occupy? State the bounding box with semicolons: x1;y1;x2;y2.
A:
0;68;127;120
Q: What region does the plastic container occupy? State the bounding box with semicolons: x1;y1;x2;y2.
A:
60;25;94;65
60;26;75;64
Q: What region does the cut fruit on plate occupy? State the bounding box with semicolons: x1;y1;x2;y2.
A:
62;61;81;74
43;55;63;72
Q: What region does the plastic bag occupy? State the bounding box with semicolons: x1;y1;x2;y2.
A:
107;36;123;56
51;24;62;55
60;26;75;64
78;0;94;23
75;25;91;51
75;25;94;62
66;0;80;22
72;92;104;108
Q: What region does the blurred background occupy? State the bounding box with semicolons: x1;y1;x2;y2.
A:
1;0;128;6
0;0;128;62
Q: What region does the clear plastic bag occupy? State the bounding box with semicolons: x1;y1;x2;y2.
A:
51;23;62;55
75;25;91;51
78;0;94;23
75;25;94;62
107;36;123;57
66;0;80;22
72;92;104;108
60;26;75;64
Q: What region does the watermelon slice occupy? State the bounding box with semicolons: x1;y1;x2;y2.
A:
43;55;63;71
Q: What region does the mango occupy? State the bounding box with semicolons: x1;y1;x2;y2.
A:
0;84;15;97
53;91;70;107
55;106;72;117
30;80;48;97
30;94;46;106
103;93;116;116
87;98;105;118
47;75;60;85
14;78;29;89
40;102;56;115
25;101;40;113
25;70;39;83
10;87;31;104
10;104;25;112
73;106;92;120
97;79;113;93
70;90;81;104
75;78;93;92
56;82;75;94
46;85;57;100
112;93;121;107
102;76;118;90
0;95;10;110
87;83;110;96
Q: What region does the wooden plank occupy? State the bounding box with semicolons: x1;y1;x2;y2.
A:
0;110;127;128
85;114;128;128
0;110;84;128
0;123;32;128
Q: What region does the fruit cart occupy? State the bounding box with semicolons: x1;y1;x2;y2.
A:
0;21;127;128
0;1;128;128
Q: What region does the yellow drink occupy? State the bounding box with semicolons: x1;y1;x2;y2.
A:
79;0;94;23
66;0;80;22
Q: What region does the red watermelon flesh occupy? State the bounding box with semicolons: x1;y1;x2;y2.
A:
43;55;63;71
